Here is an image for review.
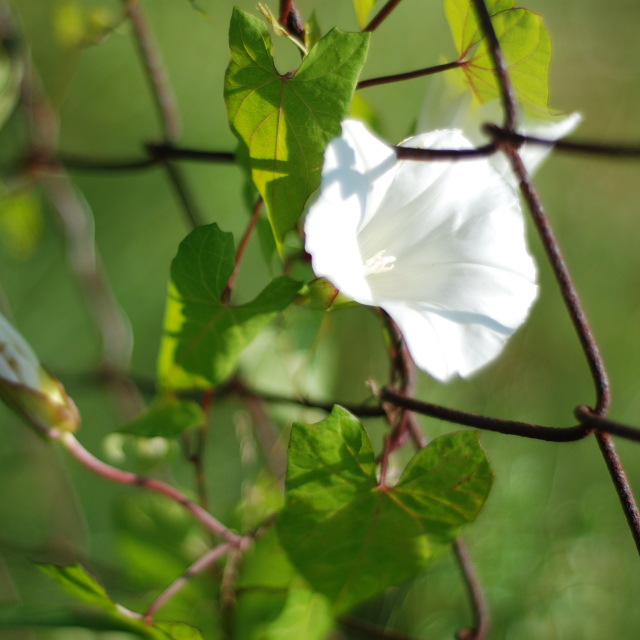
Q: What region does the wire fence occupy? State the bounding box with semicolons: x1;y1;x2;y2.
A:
3;0;640;637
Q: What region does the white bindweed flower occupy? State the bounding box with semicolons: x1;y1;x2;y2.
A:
0;312;80;434
417;78;582;184
304;119;538;382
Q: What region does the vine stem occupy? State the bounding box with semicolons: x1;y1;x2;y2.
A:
190;388;215;510
144;542;234;622
57;431;242;546
222;198;263;303
454;539;489;640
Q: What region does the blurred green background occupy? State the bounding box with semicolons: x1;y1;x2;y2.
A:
2;0;640;638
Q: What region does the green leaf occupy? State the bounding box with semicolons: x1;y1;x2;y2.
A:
118;396;205;438
349;93;382;136
445;1;551;113
157;224;301;391
224;8;369;252
235;529;334;640
53;0;117;49
304;11;322;51
113;494;206;596
32;564;204;639
353;0;377;29
444;0;514;53
39;563;115;610
277;407;493;613
0;188;43;260
0;40;22;132
0;605;147;635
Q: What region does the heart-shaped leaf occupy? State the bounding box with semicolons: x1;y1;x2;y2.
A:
277;406;493;613
224;8;369;252
445;0;551;113
157;223;300;391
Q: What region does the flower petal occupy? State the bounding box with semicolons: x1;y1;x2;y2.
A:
305;119;539;381
383;300;517;381
304;120;397;304
417;80;581;182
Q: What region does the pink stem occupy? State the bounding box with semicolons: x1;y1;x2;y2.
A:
58;432;242;546
222;198;263;303
144;542;233;622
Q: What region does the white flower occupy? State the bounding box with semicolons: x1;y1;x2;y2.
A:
304;119;538;382
417;79;582;183
0;311;80;433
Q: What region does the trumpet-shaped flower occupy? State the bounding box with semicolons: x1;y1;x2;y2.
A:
0;312;80;434
417;80;582;183
304;120;538;382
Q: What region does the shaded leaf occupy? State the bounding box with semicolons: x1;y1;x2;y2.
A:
31;564;204;639
445;0;551;113
118;396;205;439
39;563;114;610
0;605;149;635
224;8;369;251
113;494;206;595
235;529;333;640
0;39;22;132
157;224;301;391
277;406;493;613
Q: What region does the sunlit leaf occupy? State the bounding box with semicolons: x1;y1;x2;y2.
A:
235;529;334;640
444;0;513;53
349;93;382;135
157;224;301;391
53;1;86;48
353;0;377;29
304;11;322;50
277;406;493;613
53;0;116;48
118;396;205;439
224;8;369;252
0;188;43;260
445;0;551;113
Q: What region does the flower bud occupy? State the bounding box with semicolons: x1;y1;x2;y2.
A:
0;312;80;435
